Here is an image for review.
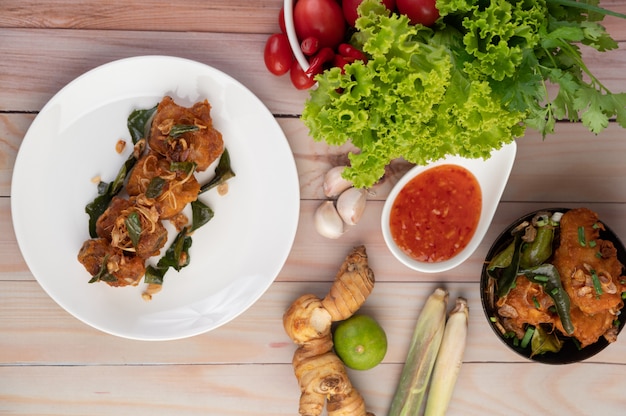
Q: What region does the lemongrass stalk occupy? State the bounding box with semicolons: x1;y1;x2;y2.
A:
424;297;469;416
389;288;449;416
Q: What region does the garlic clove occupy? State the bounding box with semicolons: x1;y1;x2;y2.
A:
314;201;344;239
336;187;367;226
323;166;353;198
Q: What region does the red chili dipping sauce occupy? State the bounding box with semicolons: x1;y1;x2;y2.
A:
389;164;482;263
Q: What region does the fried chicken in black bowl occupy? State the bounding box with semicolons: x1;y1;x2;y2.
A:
481;208;626;364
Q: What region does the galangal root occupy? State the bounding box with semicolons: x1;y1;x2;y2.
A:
283;245;376;416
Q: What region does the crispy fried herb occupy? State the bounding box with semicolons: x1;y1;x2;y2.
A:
125;211;142;248
144;227;193;285
85;150;141;238
145;177;166;199
127;105;157;144
143;198;215;285
191;200;214;232
170;161;196;174
169;124;199;138
531;325;563;356
88;255;117;284
496;231;525;298
200;148;235;194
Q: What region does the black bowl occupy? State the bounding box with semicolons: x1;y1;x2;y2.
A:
480;208;626;364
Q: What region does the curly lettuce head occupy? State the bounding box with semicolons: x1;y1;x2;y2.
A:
301;0;525;188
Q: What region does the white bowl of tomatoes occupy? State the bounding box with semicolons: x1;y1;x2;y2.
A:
263;0;440;90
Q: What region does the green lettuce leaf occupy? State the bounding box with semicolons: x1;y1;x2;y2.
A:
301;0;625;188
302;0;524;188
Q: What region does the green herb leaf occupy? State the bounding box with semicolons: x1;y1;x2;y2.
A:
170;161;196;174
145;177;166;199
191;200;214;232
497;232;525;298
200;148;236;193
88;255;117;284
530;325;563;356
144;227;193;285
144;265;165;285
85;153;138;238
169;124;199;138
125;212;142;248
128;105;157;144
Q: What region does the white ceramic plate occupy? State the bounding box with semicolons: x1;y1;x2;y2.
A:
381;142;517;273
11;56;300;340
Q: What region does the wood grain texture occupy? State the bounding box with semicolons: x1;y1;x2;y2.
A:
3;280;626;366
2;27;626;114
3;0;626;414
2;281;626;416
0;0;283;34
1;0;625;40
2;362;626;415
0;29;308;114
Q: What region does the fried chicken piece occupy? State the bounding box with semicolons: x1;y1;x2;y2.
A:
148;96;223;172
77;238;146;287
96;196;132;240
95;195;168;259
496;275;557;337
552;208;625;345
152;167;200;220
126;150;200;220
553;208;624;315
555;305;618;348
126;151;169;197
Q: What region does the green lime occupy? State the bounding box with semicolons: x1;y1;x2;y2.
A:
333;314;388;370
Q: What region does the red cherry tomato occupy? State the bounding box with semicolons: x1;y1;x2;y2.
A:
264;33;294;76
396;0;439;26
342;0;396;27
293;0;346;50
290;60;316;90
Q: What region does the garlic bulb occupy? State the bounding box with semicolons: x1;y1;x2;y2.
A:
323;166;353;198
336;187;367;226
314;201;344;239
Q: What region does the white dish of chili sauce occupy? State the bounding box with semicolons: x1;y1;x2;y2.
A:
381;142;517;273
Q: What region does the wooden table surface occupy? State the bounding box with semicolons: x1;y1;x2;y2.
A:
2;1;626;415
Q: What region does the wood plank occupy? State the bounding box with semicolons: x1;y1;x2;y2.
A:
0;0;283;34
0;114;34;198
2;280;626;366
0;29;309;114
0;199;29;280
2;28;626;114
1;361;626;415
1;0;625;42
